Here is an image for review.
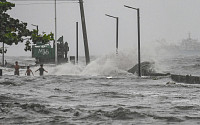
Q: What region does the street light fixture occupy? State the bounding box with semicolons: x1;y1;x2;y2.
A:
124;5;141;77
31;24;39;35
105;14;119;55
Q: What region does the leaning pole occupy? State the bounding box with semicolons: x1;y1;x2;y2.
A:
79;0;90;65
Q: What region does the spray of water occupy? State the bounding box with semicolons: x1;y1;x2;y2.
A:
81;52;136;76
47;63;83;76
1;41;175;76
46;48;137;76
141;39;178;73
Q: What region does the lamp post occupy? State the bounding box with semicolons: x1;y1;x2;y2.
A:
76;22;79;64
124;5;141;77
31;24;38;35
54;0;58;65
105;14;119;55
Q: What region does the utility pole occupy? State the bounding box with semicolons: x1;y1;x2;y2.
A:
55;0;58;64
76;22;79;64
79;0;90;65
124;5;141;77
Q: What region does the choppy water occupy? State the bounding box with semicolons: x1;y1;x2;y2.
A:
1;53;200;125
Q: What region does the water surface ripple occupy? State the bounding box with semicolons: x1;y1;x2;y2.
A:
1;75;200;125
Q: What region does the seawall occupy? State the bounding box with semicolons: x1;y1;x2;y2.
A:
171;74;200;84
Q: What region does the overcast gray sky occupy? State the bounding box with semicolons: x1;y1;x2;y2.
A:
4;0;200;57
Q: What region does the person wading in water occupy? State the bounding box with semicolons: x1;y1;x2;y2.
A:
25;66;34;76
14;61;20;75
35;64;48;76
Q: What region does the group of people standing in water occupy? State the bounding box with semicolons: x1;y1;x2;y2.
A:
14;61;48;76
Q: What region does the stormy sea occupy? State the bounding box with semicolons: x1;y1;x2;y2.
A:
1;51;200;125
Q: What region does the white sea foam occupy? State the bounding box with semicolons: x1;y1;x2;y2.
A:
81;50;137;76
45;49;138;76
47;63;83;76
0;45;174;76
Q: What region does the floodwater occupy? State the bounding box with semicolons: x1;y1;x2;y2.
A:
1;53;200;125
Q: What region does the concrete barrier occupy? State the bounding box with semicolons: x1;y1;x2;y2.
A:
70;56;75;64
171;74;200;84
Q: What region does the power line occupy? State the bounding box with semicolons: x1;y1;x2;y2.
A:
12;0;78;1
12;0;78;2
14;2;78;6
11;0;79;5
12;0;78;5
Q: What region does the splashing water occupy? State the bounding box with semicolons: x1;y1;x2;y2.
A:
1;47;170;76
45;49;138;76
1;46;200;124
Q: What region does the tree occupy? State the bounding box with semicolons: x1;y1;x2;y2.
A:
0;0;54;53
0;0;31;47
24;29;54;51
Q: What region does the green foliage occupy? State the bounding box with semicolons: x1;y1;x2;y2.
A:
0;0;54;53
0;0;15;13
0;0;31;53
24;29;54;51
30;29;54;44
